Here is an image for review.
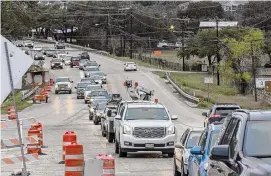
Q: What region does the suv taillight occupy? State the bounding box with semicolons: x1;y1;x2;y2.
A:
211;114;221;118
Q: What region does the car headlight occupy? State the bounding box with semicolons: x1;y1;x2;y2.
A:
90;98;93;102
90;108;94;112
167;125;175;134
60;62;63;65
204;162;208;171
55;85;58;89
96;112;101;116
123;125;132;135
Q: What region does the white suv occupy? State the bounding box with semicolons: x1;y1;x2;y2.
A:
114;101;178;157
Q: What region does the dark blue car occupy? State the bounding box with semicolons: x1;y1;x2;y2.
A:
187;123;222;176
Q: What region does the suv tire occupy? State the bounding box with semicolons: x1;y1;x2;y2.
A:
84;100;87;104
69;90;72;94
181;160;187;176
118;144;127;157
55;90;58;94
94;120;99;125
89;114;93;120
115;140;119;154
107;132;114;143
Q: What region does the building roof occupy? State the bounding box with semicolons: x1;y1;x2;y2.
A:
200;21;238;28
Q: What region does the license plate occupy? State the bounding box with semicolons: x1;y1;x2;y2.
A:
145;144;154;148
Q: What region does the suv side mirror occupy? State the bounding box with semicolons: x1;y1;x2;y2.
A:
74;87;77;89
115;115;121;120
107;110;112;117
171;115;178;120
190;146;202;155
210;145;230;161
70;80;73;83
202;112;208;117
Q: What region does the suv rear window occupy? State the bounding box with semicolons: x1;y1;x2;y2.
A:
215;107;239;117
124;108;169;120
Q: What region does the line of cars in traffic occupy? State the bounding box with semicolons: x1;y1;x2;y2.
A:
174;103;271;176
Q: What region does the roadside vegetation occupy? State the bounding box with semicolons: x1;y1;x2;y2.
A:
154;71;271;109
1;91;32;114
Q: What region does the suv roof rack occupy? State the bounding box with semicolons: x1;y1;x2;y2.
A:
215;103;238;105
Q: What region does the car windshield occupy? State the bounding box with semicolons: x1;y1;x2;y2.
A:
86;86;101;91
71;57;80;61
92;72;105;76
36;52;43;56
127;62;135;65
97;103;107;110
85;62;98;66
80;59;88;63
186;132;202;149
56;78;70;83
85;67;99;71
81;79;96;83
91;91;108;97
89;75;102;80
243;121;271;157
124;108;169;120
52;59;61;62
208;131;220;154
78;83;91;88
215;107;239;117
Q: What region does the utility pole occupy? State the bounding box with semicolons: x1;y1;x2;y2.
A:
108;13;114;54
129;8;133;59
216;17;221;86
251;41;258;102
181;20;185;71
105;15;109;51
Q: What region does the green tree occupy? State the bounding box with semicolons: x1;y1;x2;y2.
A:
241;1;271;31
223;28;264;94
264;31;271;62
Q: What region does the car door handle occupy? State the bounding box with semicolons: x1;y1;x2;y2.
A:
216;167;223;173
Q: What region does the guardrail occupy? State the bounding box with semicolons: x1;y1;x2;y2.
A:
21;86;39;101
166;72;200;104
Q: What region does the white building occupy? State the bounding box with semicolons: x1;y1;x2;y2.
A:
199;21;238;29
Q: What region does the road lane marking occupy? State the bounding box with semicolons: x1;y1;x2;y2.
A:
80;70;84;79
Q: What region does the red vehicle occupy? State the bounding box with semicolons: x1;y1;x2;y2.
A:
70;57;80;68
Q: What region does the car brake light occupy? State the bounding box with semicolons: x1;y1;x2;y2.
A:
211;114;221;118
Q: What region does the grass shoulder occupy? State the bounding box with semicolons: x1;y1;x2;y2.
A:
153;71;271;110
1;91;32;114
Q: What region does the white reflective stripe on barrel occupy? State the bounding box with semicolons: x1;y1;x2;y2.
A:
63;151;65;155
65;166;83;172
65;154;84;159
63;142;72;145
27;145;41;148
103;169;115;174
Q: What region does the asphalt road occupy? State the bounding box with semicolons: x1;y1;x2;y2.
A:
1;42;205;176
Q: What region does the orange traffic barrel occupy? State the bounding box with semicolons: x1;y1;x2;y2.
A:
63;131;77;161
8;106;15;114
27;128;41;154
31;123;43;146
96;154;115;176
65;142;84;176
8;113;16;120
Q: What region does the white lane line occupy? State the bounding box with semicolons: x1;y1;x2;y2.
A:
80;70;84;79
